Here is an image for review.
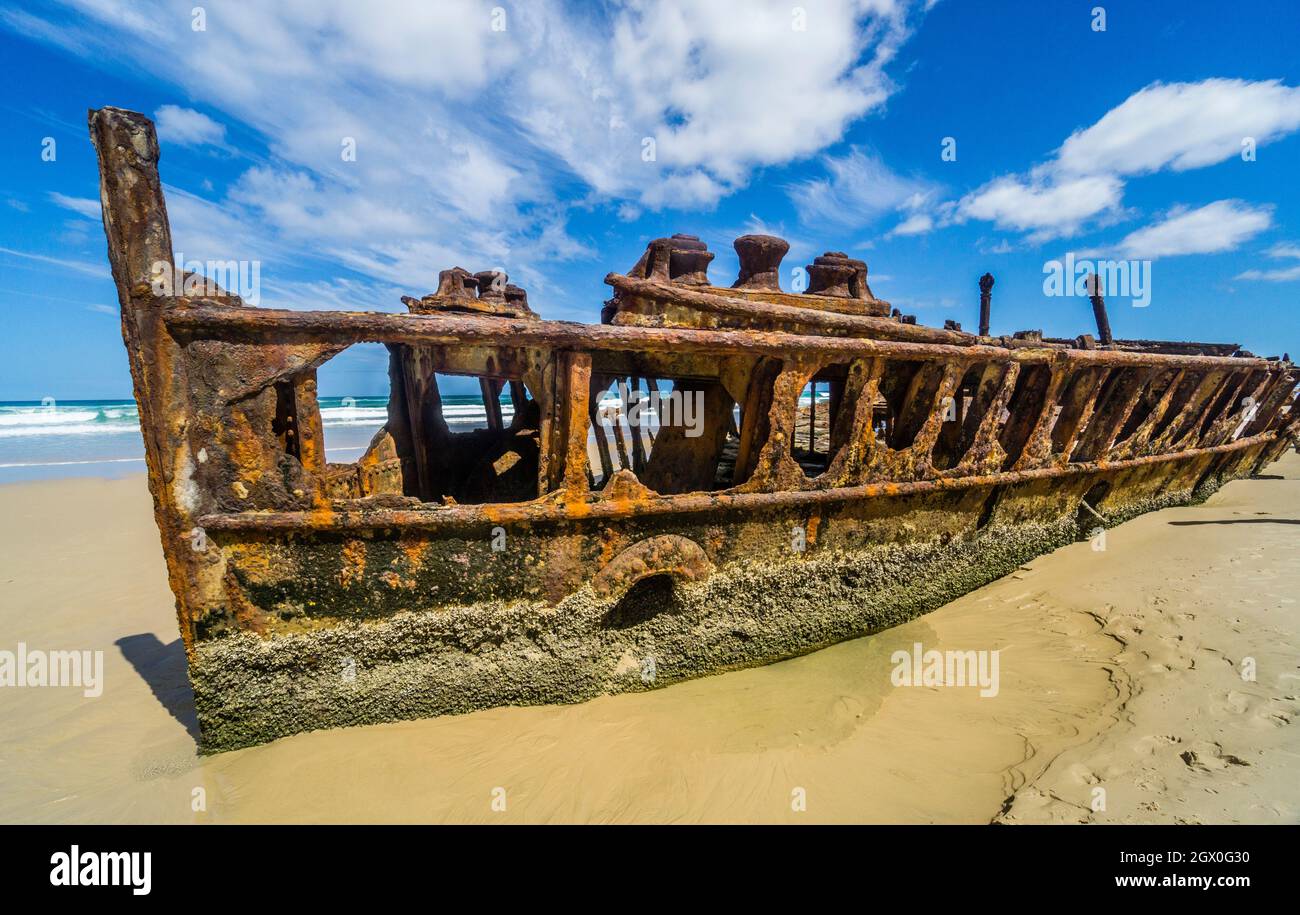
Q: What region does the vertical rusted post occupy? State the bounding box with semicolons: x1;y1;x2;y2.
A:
807;380;817;452
561;351;593;494
587;376;615;482
88;107;213;652
828;378;844;443
733;357;782;485
978;272;994;337
480;377;503;432
400;349;450;501
628;375;648;472
1087;273;1113;345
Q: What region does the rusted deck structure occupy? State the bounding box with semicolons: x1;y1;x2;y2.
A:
90;107;1299;751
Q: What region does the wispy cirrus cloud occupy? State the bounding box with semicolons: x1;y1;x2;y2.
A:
48;192;101;219
0;245;107;278
787;146;940;234
1263;242;1300;260
1237;238;1300;282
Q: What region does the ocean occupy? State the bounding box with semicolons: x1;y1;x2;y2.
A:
0;396;495;483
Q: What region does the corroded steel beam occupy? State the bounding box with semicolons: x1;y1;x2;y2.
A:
162;302;1285;372
88;107;217;654
196;429;1281;533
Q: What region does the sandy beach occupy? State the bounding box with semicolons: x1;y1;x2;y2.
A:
0;452;1296;824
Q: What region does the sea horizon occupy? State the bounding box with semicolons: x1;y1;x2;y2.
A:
0;395;410;483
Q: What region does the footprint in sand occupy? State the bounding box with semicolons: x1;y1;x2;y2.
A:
1257;710;1291;728
1105;619;1145;642
996;786;1092;824
1254;697;1297;728
1065;763;1101;786
1210;690;1252;716
1147;647;1196;672
1134;734;1181;757
1133;770;1167;793
1179;741;1252;772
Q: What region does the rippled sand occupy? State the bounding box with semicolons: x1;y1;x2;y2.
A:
1;454;1296;824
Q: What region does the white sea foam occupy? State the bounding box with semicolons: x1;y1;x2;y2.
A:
0;404;140;438
0;457;147;468
0;401;406;436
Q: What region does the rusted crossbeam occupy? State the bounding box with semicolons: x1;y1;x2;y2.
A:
162;302;1283;372
197;428;1281;532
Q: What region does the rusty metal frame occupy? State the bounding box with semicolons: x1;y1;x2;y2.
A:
162;300;1293;515
196;430;1283;532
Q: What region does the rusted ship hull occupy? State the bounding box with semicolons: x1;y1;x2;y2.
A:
89;107;1299;751
194;446;1275;750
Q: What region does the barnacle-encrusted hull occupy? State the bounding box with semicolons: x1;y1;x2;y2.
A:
89;106;1299;752
193;448;1270;751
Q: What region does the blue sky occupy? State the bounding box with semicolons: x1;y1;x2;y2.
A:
1;0;1298;401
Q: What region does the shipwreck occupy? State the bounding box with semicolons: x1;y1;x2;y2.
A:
89;107;1299;751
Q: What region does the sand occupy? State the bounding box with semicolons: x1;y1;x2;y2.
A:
0;453;1296;824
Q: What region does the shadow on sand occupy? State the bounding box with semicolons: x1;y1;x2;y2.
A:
115;633;199;741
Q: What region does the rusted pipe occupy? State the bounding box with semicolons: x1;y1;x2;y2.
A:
1087;273;1114;345
978;272;994;337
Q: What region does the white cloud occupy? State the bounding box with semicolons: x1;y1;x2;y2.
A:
1236;264;1300;282
955;78;1300;242
958;174;1122;240
789;147;939;229
1056;79;1300;176
154;105;227;147
513;0;917;209
977;237;1016;255
888;212;933;236
1116;200;1272;259
1237;239;1300;281
49;192;101;219
1264;242;1300;260
611;1;906;180
0;246;106;278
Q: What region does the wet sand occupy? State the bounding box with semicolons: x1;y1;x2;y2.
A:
1;454;1297;824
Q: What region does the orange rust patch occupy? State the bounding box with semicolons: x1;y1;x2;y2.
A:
806;508;823;547
400;539;428;571
227;543;277;584
339;539;366;588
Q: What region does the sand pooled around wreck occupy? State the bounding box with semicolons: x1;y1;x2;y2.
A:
0;453;1297;824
